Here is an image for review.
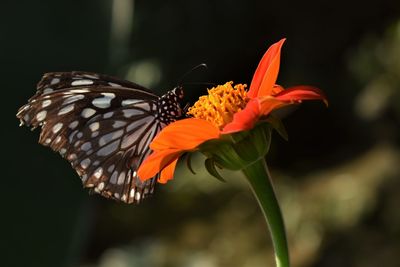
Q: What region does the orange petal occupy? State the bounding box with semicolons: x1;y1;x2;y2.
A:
150;118;220;151
248;39;286;98
158;158;179;184
258;96;289;115
274;85;328;106
272;84;285;95
138;148;182;181
222;98;261;134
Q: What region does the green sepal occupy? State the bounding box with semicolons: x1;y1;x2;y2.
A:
266;115;288;141
204;158;226;182
200;140;244;170
199;123;272;171
229;130;251;144
184;153;196;175
231;123;271;161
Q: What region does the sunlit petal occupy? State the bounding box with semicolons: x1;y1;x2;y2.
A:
158;158;179;184
222;99;260;134
272;84;285;95
258;96;288;115
274;85;328;106
138;148;182;181
150;118;220;150
248;39;286;98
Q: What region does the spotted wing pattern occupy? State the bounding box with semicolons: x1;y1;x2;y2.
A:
17;72;171;204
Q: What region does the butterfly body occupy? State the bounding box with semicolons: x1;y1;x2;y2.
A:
17;72;184;204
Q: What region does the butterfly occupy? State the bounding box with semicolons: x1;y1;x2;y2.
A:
16;71;185;204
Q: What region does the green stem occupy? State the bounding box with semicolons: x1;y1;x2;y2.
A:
242;159;290;267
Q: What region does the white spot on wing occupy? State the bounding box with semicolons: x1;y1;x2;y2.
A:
71;79;94;86
94;167;103;179
50;78;60;85
98;182;105;190
97;140;119;156
138;127;156;154
81;108;96;118
121;121;153;149
89;122;100;132
98;130;123;146
110;171;118;184
123;109;144;118
83;74;99;79
42;99;52;108
130;188;135;198
92;94;113;109
36;110;47;121
126;119;147;132
117;172;125;185
102;92;115;98
81;142;92;151
108;82;120;87
55;136;61;144
113;121;127;128
135;102;151;111
58;104;75;115
121;99;141;106
103;111;114;119
68;153;77;161
69;120;79;129
69;89;90;93
52;122;63;133
135;192;141;201
107;164;115;173
63;94;84;105
69;130;78;143
42;88;53;95
60;148;67;155
80;158;91;169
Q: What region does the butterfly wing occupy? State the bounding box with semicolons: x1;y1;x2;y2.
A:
17;72;166;203
35;71;154;96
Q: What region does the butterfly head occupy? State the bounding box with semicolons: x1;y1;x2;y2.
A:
157;86;185;123
172;86;184;100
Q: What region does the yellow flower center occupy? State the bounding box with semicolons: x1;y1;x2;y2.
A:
187;82;249;129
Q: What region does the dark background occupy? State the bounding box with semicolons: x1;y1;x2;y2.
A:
3;1;400;266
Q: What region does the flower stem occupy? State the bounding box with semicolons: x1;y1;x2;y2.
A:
242;159;290;267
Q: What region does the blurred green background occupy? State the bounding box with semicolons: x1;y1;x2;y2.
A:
3;1;400;266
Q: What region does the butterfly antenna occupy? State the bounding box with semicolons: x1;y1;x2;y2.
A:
178;63;208;85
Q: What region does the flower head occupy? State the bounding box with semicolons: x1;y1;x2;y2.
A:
187;82;248;129
138;38;327;183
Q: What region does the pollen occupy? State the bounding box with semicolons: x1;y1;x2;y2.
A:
187;82;249;129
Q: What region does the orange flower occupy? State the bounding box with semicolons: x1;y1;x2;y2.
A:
138;38;327;183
